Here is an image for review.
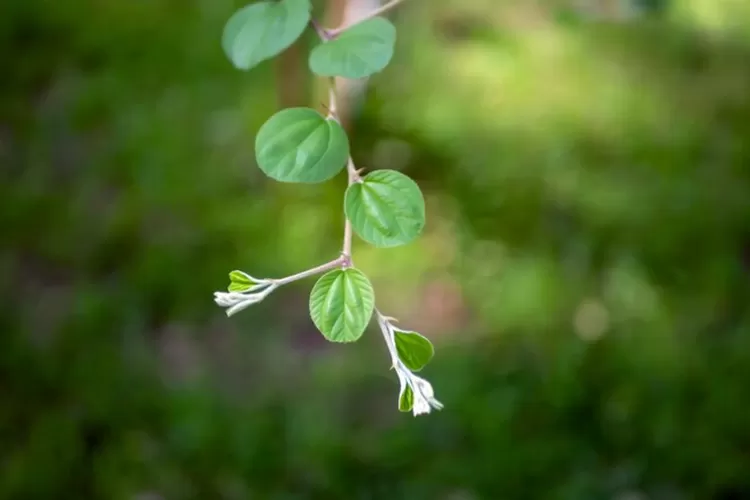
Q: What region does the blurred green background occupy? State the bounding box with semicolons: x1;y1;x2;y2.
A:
2;0;750;498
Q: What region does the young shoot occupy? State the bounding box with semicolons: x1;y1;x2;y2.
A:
215;0;441;416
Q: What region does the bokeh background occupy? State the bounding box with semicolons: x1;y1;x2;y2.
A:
3;0;750;498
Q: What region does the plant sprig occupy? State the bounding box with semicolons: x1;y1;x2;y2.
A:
215;0;442;416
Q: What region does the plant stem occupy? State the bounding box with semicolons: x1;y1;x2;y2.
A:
341;139;362;260
328;0;405;37
310;0;409;262
272;256;346;286
342;164;354;259
309;19;330;40
327;76;356;261
327;79;338;116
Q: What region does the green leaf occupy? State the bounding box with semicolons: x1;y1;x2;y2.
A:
398;383;414;412
309;268;375;343
222;0;311;71
344;169;425;247
255;108;349;183
394;330;434;372
309;17;397;78
228;270;262;292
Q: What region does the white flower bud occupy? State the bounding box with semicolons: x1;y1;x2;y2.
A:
213;283;277;317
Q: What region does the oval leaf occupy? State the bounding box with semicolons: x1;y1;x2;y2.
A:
394;330;434;372
344;169;425;247
255;108;349;183
222;0;311;71
399;384;414;412
309;268;375;343
309;17;396;78
228;270;262;292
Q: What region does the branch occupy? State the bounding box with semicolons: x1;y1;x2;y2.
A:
272;256;347;286
328;0;406;37
327;79;338;117
310;0;409;261
319;63;359;262
309;18;331;40
342;158;356;258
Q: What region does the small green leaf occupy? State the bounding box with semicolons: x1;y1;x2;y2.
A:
344;169;425;247
228;270;262;292
398;383;414;412
309;17;397;78
222;0;311;71
309;268;375;342
255;108;349;183
394;330;434;372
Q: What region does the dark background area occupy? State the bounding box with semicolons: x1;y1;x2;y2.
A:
2;0;750;498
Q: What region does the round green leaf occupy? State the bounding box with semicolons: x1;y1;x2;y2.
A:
394;330;434;372
222;0;311;71
398;384;414;412
309;268;375;343
255;108;349;183
344;169;425;247
309;17;397;78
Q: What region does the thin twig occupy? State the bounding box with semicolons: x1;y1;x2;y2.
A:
328;0;405;37
272;256;346;285
327;79;338;117
342;219;353;260
309;19;330;40
342;160;355;259
309;0;410;261
327;78;358;260
342;157;362;260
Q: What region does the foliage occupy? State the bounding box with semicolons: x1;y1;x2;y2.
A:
254;107;350;183
222;0;311;71
309;17;397;78
2;0;750;498
215;0;439;415
345;169;425;248
309;268;374;342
